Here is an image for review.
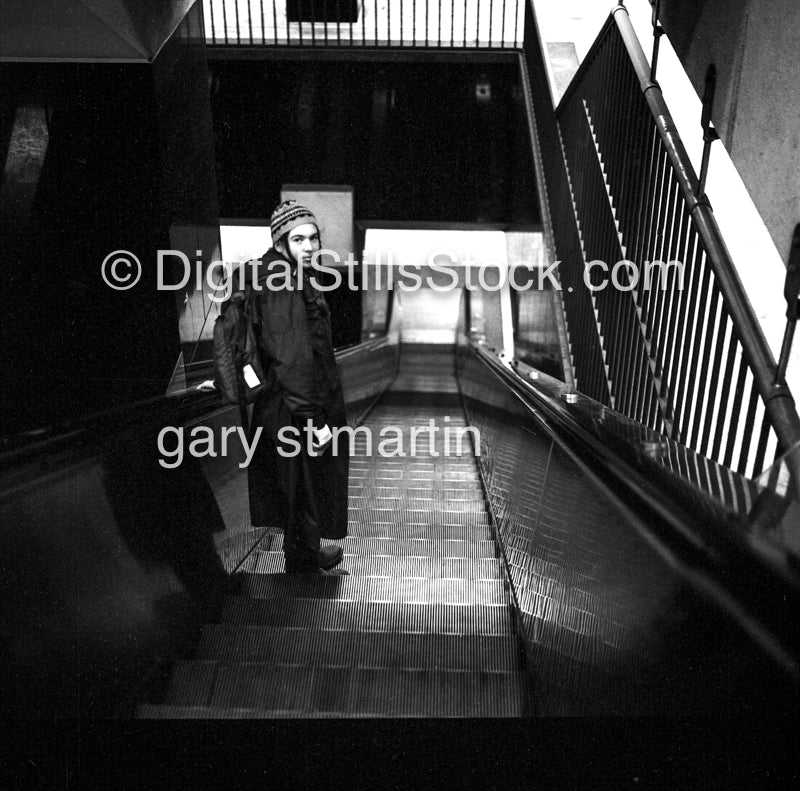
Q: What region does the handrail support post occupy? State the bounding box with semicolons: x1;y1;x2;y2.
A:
698;64;719;196
776;224;800;388
648;0;664;83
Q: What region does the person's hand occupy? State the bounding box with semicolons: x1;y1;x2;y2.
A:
310;424;332;455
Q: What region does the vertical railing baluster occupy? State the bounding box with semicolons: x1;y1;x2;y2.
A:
651;172;679;392
670;232;701;443
687;255;716;448
734;363;757;474
626;119;656;418
662;203;693;434
701;296;728;456
711;327;739;461
221;0;229;44
752;416;772;478
625;102;654;418
657;182;689;426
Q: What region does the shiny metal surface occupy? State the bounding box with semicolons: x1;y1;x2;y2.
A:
5;340;796;720
458;343;798;716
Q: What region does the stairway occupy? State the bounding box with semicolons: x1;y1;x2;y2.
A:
139;346;530;717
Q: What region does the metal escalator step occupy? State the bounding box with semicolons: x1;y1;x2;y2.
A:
243;552;502;579
196;625;522;671
347;506;490;528
349;458;479;471
348;667;528;717
159;664;526;717
349;472;483;487
165;659;217;706
348;494;488;512
220;598;514;636
350;479;480;492
137;704;261;719
348;486;487;503
264;535;496;558
238;573;509;605
337;521;492;540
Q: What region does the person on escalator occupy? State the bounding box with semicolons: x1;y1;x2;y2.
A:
247;200;349;575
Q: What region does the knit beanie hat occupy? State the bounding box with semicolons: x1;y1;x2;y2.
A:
269;199;318;245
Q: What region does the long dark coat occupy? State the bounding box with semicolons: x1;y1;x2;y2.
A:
247;248;349;540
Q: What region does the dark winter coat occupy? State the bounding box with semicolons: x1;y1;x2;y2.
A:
247;247;349;540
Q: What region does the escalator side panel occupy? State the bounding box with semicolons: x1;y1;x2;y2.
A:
458;347;793;716
0;339;398;720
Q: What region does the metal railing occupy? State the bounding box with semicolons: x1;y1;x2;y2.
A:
202;0;523;48
526;4;800;480
518;4;610;405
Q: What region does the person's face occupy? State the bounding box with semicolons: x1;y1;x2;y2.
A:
285;223;320;267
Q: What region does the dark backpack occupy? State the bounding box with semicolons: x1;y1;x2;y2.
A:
212;261;267;429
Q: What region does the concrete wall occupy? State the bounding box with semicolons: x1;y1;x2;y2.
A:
659;0;800;265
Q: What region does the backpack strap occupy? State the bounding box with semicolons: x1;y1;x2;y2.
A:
233;294;251;433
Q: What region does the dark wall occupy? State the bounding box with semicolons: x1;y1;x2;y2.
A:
209;59;539;225
0;63;178;438
0;4;219;439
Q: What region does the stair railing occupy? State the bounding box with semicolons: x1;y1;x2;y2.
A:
537;2;800;484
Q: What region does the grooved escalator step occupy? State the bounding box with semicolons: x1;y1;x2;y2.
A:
264;535;496;558
348;485;487;502
220;597;515;636
237;573;509;605
196;625;522;671
348;496;489;513
347;506;490;528
160;662;528;717
350;466;481;480
242;552;503;579
341;522;492;540
349;476;483;488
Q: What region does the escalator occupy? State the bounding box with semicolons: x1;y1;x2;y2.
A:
2;336;798;721
138;345;531;717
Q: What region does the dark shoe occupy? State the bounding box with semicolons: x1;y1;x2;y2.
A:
318;544;343;570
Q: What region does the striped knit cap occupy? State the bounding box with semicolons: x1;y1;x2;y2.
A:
269;199;318;245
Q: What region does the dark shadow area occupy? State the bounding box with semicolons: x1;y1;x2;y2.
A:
209;59;539;225
0;402;244;719
103;421;231;612
0;63;179;438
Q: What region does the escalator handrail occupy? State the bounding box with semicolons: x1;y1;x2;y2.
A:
467;342;800;678
0;337;395;470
